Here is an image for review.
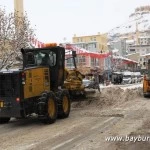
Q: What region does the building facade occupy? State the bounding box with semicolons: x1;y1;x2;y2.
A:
128;45;150;71
138;36;150;45
65;44;110;74
72;33;108;53
109;39;127;56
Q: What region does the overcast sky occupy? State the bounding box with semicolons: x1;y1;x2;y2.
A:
0;0;150;43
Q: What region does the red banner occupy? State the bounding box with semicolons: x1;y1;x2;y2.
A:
65;44;110;59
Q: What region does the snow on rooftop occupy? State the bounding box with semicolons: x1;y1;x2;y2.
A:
113;55;138;63
112;49;119;53
126;40;135;43
139;36;150;39
141;53;150;57
126;52;140;56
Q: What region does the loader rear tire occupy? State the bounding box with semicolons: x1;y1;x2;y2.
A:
42;93;57;124
0;117;10;124
58;91;71;119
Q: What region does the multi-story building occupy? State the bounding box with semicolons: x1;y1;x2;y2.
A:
72;33;108;53
109;39;127;56
65;44;109;74
126;40;135;54
129;45;150;56
138;36;150;45
127;45;150;72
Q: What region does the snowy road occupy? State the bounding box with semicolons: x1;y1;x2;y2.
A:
1;84;150;150
100;83;142;90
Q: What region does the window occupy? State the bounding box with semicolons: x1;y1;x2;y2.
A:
91;58;96;66
34;50;56;67
130;49;135;52
26;52;36;66
146;49;149;53
93;37;96;41
49;51;56;66
66;58;74;68
77;56;86;65
96;59;99;66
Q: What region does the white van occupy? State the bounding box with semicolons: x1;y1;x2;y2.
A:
131;72;137;83
133;72;141;83
122;71;132;84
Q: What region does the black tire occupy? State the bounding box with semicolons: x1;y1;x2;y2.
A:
0;117;10;124
58;91;71;119
143;93;149;98
42;93;58;124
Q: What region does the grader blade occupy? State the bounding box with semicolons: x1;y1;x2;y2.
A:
70;88;99;102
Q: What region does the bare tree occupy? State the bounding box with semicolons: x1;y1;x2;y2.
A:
111;56;123;72
0;8;35;70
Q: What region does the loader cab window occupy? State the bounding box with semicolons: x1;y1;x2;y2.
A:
26;52;36;66
49;51;56;66
35;51;56;67
41;53;50;65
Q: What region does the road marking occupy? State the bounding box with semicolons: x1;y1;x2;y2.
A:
56;117;122;150
51;135;81;150
91;117;115;130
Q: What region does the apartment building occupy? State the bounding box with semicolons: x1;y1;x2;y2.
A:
138;36;150;45
72;33;108;53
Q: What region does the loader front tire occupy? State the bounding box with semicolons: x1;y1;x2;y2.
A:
42;93;57;124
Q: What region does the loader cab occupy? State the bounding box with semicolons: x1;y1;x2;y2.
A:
21;46;65;91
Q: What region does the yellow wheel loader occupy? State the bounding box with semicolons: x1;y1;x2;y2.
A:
0;44;71;124
143;59;150;97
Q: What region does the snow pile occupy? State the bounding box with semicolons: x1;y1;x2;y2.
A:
72;87;143;109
